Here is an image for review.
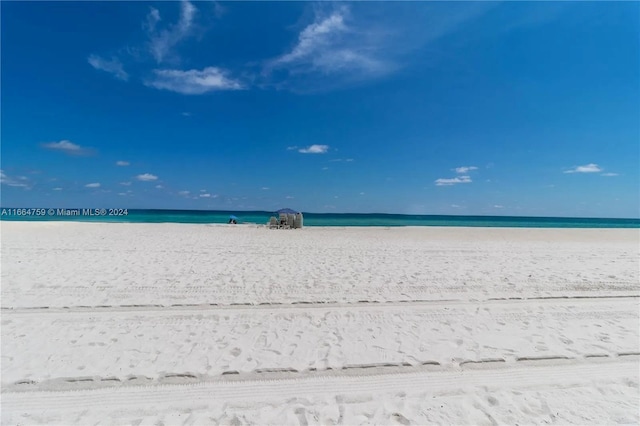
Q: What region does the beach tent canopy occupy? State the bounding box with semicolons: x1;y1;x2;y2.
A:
276;208;300;214
229;215;238;220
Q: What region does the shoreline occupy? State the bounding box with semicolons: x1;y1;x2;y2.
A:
2;219;640;230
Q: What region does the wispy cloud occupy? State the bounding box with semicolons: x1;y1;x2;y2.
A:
53;187;63;191
435;175;472;186
564;163;602;174
145;67;243;94
298;144;329;154
211;2;226;19
85;182;101;188
144;6;161;33
41;140;94;156
87;1;214;90
87;55;129;81
454;166;477;174
265;6;391;90
136;173;158;181
146;1;197;64
178;190;191;196
116;160;130;166
120;181;132;186
601;172;619;177
263;3;491;92
330;158;354;162
0;170;31;189
155;185;164;189
199;193;212;198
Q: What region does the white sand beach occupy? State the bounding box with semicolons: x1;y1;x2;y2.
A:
1;222;639;425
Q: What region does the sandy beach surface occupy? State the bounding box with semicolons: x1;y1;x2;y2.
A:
1;222;639;425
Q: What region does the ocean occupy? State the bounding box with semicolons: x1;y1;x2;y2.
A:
1;208;639;228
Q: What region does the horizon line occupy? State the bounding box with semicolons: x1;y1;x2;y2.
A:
1;207;638;221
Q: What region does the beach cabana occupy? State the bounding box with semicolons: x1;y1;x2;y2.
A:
270;208;303;229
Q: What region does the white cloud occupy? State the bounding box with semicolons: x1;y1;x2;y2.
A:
601;173;619;177
41;140;93;156
118;192;127;196
267;7;389;81
145;67;243;94
116;160;130;166
178;190;190;196
144;7;161;33
285;195;295;199
564;163;602;174
199;193;211;198
434;175;472;186
0;170;30;189
136;173;158;181
146;1;197;64
454;166;478;174
53;187;63;191
261;3;493;94
87;55;129;81
271;10;347;65
451;204;461;208
330;158;354;162
298;144;329;154
261;187;270;190
155;185;164;189
493;205;504;209
287;146;298;151
85;182;101;188
120;181;132;186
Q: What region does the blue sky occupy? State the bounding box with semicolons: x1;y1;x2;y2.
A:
1;1;638;217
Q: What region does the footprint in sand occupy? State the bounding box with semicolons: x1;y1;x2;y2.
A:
391;413;411;425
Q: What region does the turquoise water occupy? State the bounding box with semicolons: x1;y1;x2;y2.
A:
1;208;639;228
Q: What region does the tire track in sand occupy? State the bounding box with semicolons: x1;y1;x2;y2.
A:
3;356;637;413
